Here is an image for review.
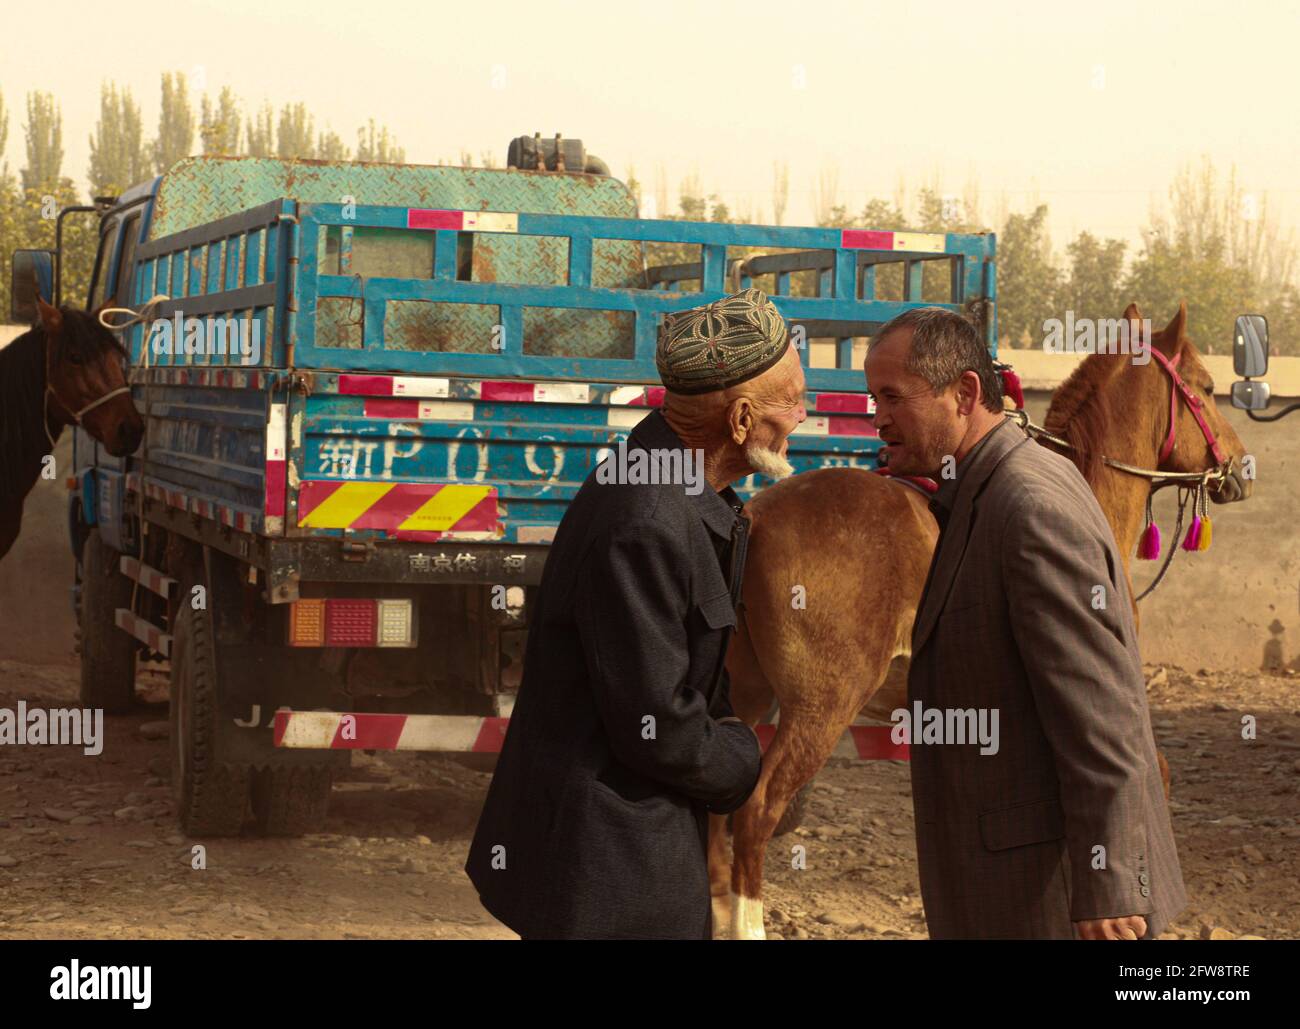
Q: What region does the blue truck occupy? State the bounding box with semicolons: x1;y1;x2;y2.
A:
27;138;996;836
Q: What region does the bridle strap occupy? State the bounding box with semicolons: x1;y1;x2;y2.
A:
41;339;133;453
1138;343;1230;466
67;385;132;419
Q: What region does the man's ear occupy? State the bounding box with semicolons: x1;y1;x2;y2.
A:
728;395;755;445
958;369;984;416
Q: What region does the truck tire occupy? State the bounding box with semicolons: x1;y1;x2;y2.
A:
170;585;250;836
251;765;334;837
79;531;137;713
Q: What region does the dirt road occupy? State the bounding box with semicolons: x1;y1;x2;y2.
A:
0;659;1295;940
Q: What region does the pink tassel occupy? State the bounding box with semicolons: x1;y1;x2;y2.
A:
1137;521;1161;560
1182;516;1202;551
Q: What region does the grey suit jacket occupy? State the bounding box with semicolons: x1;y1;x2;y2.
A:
907;417;1187;939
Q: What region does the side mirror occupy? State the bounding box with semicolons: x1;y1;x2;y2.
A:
10;249;55;323
1233;314;1268;377
1231;379;1271;411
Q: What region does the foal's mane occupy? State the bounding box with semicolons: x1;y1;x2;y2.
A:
1041;353;1118;488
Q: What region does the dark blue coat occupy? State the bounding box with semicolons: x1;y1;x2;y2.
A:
465;409;761;939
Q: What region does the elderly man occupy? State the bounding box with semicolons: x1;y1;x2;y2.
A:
865;306;1186;940
465;288;807;939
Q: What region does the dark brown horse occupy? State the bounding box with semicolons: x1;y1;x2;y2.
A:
0;297;143;560
711;301;1253;939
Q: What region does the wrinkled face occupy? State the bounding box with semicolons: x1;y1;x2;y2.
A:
740;345;807;469
754;345;800;454
44;307;144;456
865;328;960;477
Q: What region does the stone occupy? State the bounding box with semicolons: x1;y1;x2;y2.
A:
139;722;170;741
42;808;78;822
1241;844;1266;864
815;909;861;928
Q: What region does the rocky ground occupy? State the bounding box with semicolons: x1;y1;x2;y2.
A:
0;659;1295;940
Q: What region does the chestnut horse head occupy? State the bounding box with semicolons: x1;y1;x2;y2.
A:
1043;299;1251;569
32;295;143;456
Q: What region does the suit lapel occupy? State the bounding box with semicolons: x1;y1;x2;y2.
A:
911;419;1029;657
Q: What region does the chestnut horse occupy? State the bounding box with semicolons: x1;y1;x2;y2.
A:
0;297;143;561
711;301;1252;940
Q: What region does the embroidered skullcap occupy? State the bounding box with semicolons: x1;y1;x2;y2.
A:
656;287;789;394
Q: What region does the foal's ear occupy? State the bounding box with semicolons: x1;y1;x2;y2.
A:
1120;301;1148;353
35;294;63;336
1155;299;1189;359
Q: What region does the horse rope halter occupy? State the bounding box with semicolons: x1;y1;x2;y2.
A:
41;336;132;454
39;295;174;452
1006;341;1235;601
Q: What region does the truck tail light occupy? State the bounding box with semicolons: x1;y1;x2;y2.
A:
288;599;416;648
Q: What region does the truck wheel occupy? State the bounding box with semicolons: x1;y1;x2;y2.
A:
170;586;249;836
251;765;333;836
79;531;137;713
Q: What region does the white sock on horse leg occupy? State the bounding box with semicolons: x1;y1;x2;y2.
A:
731;892;767;940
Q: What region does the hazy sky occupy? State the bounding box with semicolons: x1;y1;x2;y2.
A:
3;0;1298;258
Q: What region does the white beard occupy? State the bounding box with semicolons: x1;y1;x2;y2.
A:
746;440;795;480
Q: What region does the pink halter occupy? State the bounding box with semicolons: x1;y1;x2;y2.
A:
1136;343;1229;467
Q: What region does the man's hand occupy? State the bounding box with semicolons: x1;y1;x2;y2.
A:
1074;915;1148;940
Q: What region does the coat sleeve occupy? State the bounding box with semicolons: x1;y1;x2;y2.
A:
575;518;761;813
1000;493;1156;921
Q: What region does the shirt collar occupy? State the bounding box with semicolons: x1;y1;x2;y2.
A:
627;408;744;539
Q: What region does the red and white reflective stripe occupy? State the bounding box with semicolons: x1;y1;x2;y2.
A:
137;479;252;531
339;374;450;398
144;368;267;389
274;711;510;752
814;391;875;416
609;385;666;407
114;608;172;658
119;556;175;600
405;209;519;233
840;229;946;253
363;399;475;421
479;381;590;404
272;711;908;760
606;385;664;426
264;403;287;533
